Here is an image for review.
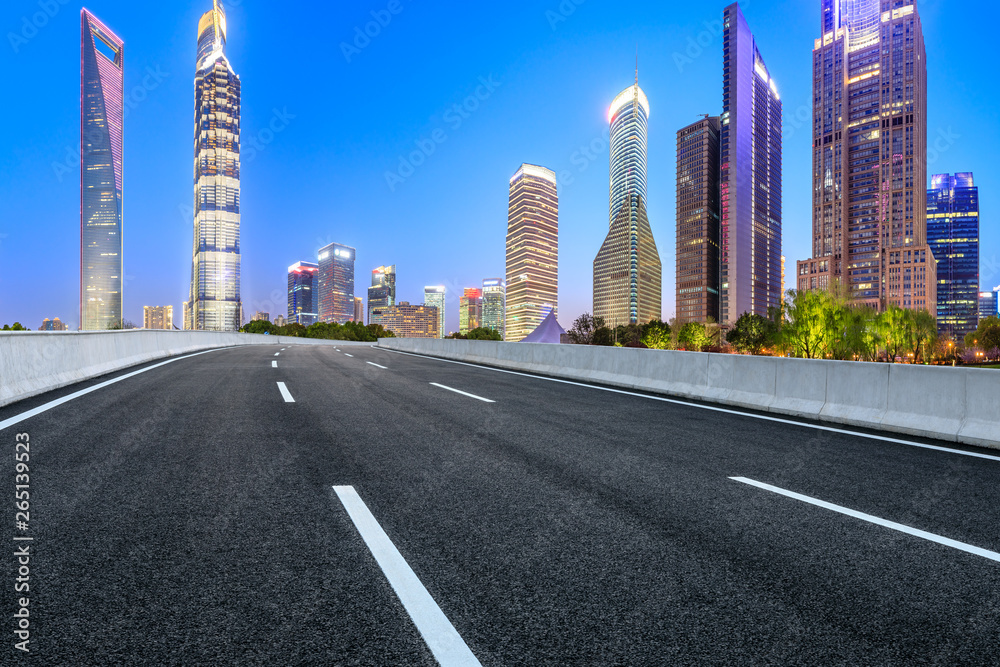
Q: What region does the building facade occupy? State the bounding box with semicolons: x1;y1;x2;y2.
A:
367;265;396;325
459;288;482;334
506;164;558;342
721;3;782;325
353;296;364;324
928;173;979;340
980;289;999;321
482;279;506;338
251;311;269;322
797;0;936;317
317;243;355;323
594;79;662;327
80;10;124;331
287;261;319;326
143;306;173;330
370;302;439;338
187;1;242;331
39;318;69;332
676;116;721;324
424;286;446;338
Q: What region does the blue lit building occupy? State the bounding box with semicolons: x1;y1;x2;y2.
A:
287;261;319;326
980;289;999;321
928;173;979;340
318;243;356;323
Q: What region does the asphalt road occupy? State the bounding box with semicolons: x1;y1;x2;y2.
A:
3;342;1000;665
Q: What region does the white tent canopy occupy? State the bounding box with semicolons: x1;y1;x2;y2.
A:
519;311;566;344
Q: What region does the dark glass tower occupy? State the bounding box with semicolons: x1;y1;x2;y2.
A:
80;10;124;331
367;265;396;325
187;1;242;331
318;243;356;323
287;261;319;326
928;173;979;340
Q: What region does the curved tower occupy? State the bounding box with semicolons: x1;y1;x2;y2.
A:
608;83;649;225
187;1;242;331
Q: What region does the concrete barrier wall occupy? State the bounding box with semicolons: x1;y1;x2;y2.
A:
0;330;351;408
377;338;1000;450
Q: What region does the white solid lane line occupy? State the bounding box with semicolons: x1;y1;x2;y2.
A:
344;353;354;357
333;486;482;667
730;477;1000;563
0;348;227;433
276;382;295;403
367;362;387;369
378;348;1000;464
430;383;495;403
272;360;277;368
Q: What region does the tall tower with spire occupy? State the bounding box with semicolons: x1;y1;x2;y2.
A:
594;67;662;328
186;1;242;331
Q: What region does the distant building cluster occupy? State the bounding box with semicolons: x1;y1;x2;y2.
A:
39;318;68;331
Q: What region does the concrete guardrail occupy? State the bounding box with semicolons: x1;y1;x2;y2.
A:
0;330;348;409
377;338;1000;450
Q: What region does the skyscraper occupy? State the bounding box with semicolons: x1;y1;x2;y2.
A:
980;289;999;321
370;303;439;338
720;3;782;325
506;164;558;342
928;173;979;340
424;285;446;338
287;261;319;326
187;1;242;331
594;77;662;328
676;116;721;324
143;306;173;330
481;279;506;338
367;265;396;325
354;296;364;324
80;10;124;331
317;243;355;323
459;288;482;334
797;0;936;316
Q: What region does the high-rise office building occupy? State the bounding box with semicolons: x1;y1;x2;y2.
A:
506;164;558;342
482;279;506;338
39;318;69;332
594;77;662;327
273;314;286;327
370;302;439;338
797;0;936;316
251;311;270;322
354;296;364;324
287;261;319;326
80;10;124;331
424;286;446;338
459;288;482;334
143;306;173;330
367;265;396;325
980;289;999;321
187;1;242;331
720;3;782;325
676;116;721;324
317;243;355;323
928;173;979;340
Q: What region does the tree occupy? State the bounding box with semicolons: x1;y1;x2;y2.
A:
465;327;502;341
613;323;644;347
783;289;830;359
3;322;28;331
906;309;938;363
677;322;710;352
568;313;605;345
726;312;771;355
966;316;1000;353
641;319;671;350
879;305;912;363
241;320;276;335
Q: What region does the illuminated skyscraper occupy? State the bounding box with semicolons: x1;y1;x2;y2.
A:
187;1;242;331
370;303;439;338
287;261;319;326
594;77;661;327
424;286;446;338
354;296;364;324
720;4;782;325
928;173;979;340
506;164;558;342
80;10;124;331
459;288;482;334
482;279;506;338
676;116;721;324
367;265;396;325
797;0;936;316
980;289;999;321
317;243;355;323
143;306;173;330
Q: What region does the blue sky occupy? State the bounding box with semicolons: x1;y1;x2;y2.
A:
0;0;996;332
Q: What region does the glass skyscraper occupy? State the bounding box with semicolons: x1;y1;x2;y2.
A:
80;10;124;331
928;173;979;340
187;1;242;331
980;289;999;321
720;3;782;326
287;261;319;326
318;243;356;323
797;0;936;316
594;78;661;328
506;164;558;342
367;265;396;325
459;288;482;334
482;279;506;338
424;286;446;338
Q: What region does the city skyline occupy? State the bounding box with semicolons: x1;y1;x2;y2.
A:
2;1;996;336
